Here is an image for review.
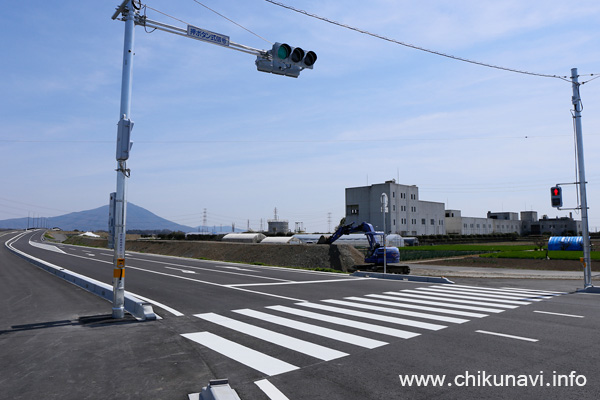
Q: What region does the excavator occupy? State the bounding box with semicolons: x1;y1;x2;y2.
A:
322;222;409;274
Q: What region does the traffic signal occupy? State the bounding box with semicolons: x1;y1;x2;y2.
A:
272;42;317;69
550;186;562;208
255;42;317;78
256;56;301;78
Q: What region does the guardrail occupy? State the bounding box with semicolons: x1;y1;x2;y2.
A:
5;231;156;320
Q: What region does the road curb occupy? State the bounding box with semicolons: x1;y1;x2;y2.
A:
5;233;156;321
351;271;454;284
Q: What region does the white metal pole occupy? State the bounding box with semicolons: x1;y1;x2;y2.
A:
382;193;388;274
571;68;593;289
112;0;136;318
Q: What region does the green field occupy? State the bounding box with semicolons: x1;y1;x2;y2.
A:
480;250;600;261
397;243;596;261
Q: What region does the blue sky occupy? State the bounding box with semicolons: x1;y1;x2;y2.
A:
1;0;600;233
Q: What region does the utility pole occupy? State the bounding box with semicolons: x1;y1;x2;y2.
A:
571;68;594;290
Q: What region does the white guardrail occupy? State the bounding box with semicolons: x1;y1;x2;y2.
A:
5;231;156;320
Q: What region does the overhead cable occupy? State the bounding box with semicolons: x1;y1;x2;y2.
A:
264;0;571;81
144;4;192;26
190;0;272;44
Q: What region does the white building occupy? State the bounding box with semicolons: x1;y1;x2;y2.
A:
345;180;446;236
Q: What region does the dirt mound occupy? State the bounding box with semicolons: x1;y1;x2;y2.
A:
63;236;364;272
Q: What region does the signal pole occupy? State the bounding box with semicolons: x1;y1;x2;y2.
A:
571;68;593;290
111;0;136;318
110;0;317;318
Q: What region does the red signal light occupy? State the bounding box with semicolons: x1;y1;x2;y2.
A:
550;186;562;208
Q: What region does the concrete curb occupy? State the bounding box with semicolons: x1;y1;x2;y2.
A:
351;271;454;284
577;286;600;293
6;233;156;321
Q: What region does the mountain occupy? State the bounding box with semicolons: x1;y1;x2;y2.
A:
0;203;196;232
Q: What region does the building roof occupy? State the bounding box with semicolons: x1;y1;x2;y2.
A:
261;236;302;244
222;233;266;243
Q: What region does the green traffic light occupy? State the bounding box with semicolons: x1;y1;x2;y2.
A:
277;43;291;60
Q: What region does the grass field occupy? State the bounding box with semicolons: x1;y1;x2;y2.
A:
398;243;596;262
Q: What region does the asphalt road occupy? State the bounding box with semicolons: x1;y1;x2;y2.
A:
2;230;599;399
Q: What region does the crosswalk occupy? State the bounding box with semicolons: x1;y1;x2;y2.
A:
181;284;564;377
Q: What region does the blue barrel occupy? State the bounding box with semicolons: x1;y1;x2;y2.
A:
547;236;583;251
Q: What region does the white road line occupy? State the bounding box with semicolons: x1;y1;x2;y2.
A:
393;291;519;309
255;379;291;400
380;293;505;313
125;291;184;317
453;284;564;296
231;263;352;277
0;231;19;238
123;265;305;302
533;310;584;318
165;266;196;274
267;305;420;339
227;277;368;287
476;330;539;342
181;332;299;376
354;295;488;318
28;240;66;254
413;288;535;305
322;299;469;324
124;251;350;278
195;313;348;361
443;285;559;297
31;246;305;302
431;285;553;300
233;309;387;349
220;266;256;272
126;256;292;282
296;302;446;331
499;287;566;295
37;247;305;302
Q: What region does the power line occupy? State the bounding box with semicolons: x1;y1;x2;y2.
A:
3;132;592;145
142;1;272;45
581;74;600;85
143;4;192;26
264;0;571;82
189;0;272;44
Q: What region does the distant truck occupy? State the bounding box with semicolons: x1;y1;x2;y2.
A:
322;222;408;273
